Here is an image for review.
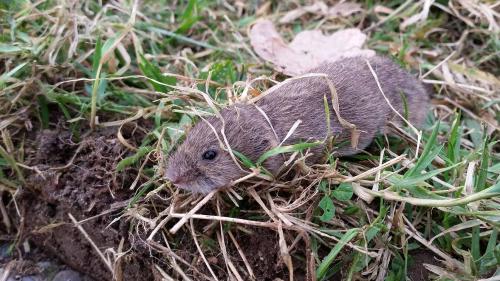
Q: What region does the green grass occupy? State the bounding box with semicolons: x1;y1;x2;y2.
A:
0;0;499;280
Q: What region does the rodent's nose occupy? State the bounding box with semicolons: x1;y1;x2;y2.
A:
165;173;181;185
165;171;183;185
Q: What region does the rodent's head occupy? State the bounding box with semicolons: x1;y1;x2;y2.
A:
165;105;276;194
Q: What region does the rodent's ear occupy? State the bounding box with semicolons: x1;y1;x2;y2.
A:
256;138;271;152
247;134;277;161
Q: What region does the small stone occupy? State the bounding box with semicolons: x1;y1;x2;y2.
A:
0;244;12;259
20;276;43;281
36;261;53;270
52;270;85;281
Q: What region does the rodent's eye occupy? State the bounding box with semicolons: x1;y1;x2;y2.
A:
202;149;217;161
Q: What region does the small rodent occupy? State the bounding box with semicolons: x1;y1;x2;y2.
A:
166;56;430;193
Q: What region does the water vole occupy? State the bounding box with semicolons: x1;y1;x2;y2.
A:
165;56;430;193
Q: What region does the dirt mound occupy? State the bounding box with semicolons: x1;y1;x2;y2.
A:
8;125;310;281
17;127;154;280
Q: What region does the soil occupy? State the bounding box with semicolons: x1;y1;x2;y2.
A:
407;249;437;281
6;125;309;281
237;227;288;279
12;126;156;280
169;224;307;280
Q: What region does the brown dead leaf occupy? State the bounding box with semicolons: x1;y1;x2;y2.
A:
248;87;261;97
279;2;328;23
328;2;363;17
279;1;362;23
374;5;394;15
249;20;375;76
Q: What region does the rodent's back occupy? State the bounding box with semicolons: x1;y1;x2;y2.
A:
257;56;429;157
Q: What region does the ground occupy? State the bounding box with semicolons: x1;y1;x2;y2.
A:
0;1;499;281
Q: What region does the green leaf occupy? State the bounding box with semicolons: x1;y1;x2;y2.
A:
323;95;331;137
365;224;382;242
143;25;219;50
412;144;443;176
89;72;108;103
471;226;481;270
139;54;177;94
318;180;328;192
165;114;191;143
447;112;461;164
465;118;483;148
101;31;124;55
318;195;335;222
128;181;154;207
0;44;24;53
406;121;440;177
256;141;321;165
37;95;49;129
360;179;500;207
198;60;237;99
475;135;490;192
176;0;200;34
209;60;237;84
399;90;410;122
487;162;500;174
155;100;166;128
232;150;256;169
92;38;102;76
0;145;24;183
332;182;353;201
392;162;462;188
116;146;153;172
480;229;498;271
343;205;359;215
0;62;27;86
316;228;359;280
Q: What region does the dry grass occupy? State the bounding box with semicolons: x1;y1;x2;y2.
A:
0;0;499;280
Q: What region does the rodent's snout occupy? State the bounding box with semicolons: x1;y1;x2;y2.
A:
164;166;182;185
165;172;180;185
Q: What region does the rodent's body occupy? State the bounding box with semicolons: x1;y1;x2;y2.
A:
166;56;430;193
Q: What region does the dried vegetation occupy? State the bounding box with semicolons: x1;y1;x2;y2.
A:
0;0;499;280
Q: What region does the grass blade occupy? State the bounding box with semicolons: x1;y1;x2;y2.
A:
406;121;441;177
256;141;321;165
116;146;153;172
0;145;24;183
232;150;256;169
353;180;500;207
475;135;490;192
393;162;462;188
316;228;359;280
139;54;177;94
447;112;461;164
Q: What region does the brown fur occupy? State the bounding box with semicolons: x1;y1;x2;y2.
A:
165;56;430;193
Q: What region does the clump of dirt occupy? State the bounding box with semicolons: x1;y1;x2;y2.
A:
236;227;309;280
407;249;436;281
15;125;156;280
181;224;306;280
235;227;287;279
